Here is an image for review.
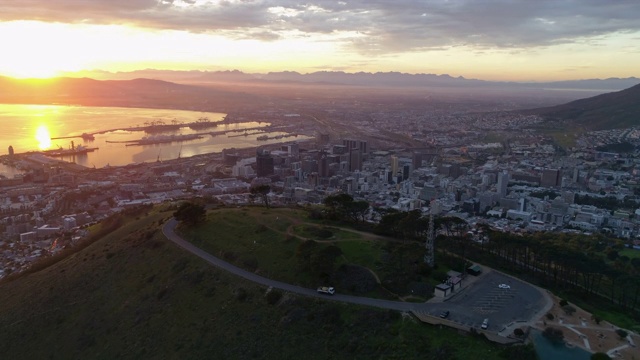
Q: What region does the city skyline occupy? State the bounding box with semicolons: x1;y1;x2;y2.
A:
1;1;639;81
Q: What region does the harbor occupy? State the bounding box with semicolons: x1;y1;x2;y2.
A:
0;104;311;169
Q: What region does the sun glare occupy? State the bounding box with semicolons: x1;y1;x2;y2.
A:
35;125;52;150
0;21;88;79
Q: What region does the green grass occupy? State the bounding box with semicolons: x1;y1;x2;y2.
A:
0;206;518;359
620;248;640;259
336;240;383;270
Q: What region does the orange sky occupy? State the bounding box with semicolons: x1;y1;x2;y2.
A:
0;1;638;81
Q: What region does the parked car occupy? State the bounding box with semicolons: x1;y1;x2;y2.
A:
481;318;489;329
440;310;450;319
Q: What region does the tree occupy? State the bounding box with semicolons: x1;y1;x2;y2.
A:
591;352;612;360
323;193;354;220
173;202;206;226
542;326;564;344
250;185;271;208
346;200;370;223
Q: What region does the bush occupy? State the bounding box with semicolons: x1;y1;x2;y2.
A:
559;299;569;307
562;305;576;316
591;352;612;360
513;328;525;337
546;313;555;320
265;289;283;305
615;329;629;339
235;287;248;302
542;326;564;344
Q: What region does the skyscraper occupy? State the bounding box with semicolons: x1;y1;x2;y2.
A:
541;169;560;188
318;150;329;178
390;155;399;176
343;139;366;172
256;149;274;177
497;170;509;197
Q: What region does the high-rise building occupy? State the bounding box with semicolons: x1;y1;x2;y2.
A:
497;170;509;197
318;150;329;178
402;164;411;180
256;149;274;177
541;169;561;188
390;155;399;176
349;149;362;172
411;152;423;170
343;139;367;172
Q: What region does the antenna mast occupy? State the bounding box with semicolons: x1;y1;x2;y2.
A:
424;200;435;267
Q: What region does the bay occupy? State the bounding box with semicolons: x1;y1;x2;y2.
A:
0;104;307;172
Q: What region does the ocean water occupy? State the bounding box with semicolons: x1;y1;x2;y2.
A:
0;104;307;171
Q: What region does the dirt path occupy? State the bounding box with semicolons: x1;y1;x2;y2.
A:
531;294;640;358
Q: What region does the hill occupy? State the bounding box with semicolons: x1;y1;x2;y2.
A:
526;82;640;131
0;76;265;112
0;206;516;359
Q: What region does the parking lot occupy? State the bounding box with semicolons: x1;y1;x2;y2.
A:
425;270;547;332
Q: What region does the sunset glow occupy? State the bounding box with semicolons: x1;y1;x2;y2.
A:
0;2;638;81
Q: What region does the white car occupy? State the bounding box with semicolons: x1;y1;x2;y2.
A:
498;284;510;289
481;318;489;329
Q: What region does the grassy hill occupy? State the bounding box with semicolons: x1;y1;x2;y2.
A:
0;205;526;359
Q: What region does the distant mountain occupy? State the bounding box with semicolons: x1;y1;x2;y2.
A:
526;83;640;130
0;76;264;112
67;69;640;92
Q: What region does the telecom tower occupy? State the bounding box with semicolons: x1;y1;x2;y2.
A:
424;200;435;267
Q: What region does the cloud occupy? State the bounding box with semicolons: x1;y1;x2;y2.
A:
1;0;639;54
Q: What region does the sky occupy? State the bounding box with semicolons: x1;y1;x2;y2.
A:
0;0;639;81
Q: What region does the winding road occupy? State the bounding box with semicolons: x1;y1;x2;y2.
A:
162;218;550;333
163;218;418;311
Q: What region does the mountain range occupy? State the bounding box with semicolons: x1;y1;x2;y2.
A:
1;73;639;132
73;69;640;92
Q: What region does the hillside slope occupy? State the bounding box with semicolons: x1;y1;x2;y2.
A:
527;83;640;130
0;207;511;360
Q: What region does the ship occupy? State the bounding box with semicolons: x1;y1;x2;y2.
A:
43;144;98;157
188;117;219;130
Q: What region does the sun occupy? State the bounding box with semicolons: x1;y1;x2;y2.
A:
35;125;52;150
0;21;84;79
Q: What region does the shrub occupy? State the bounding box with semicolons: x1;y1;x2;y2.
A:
615;329;629;339
513;328;525;337
542;326;564;344
562;305;576;316
265;289;282;305
235;287;248;302
546;313;555;320
591;352;612;360
559;299;569;307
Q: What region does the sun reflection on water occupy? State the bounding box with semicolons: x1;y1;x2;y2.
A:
35;125;52;149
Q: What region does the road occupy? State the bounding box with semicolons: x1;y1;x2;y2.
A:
163;218;418;312
162;218;551;330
